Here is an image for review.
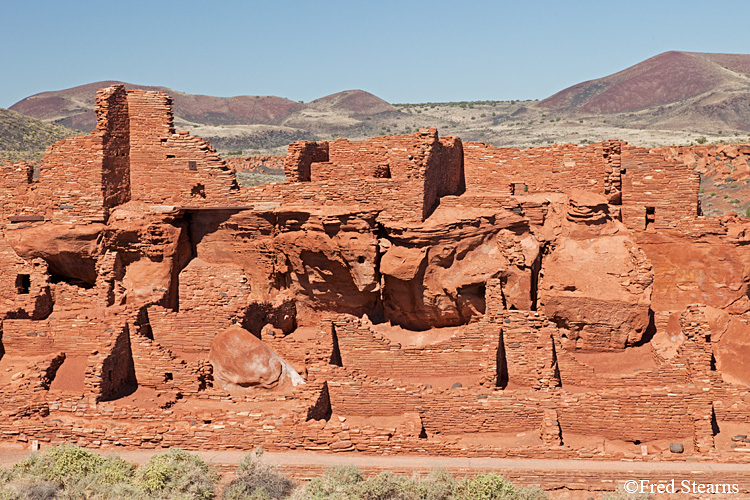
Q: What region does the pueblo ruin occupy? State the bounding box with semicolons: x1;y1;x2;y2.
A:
1;84;750;463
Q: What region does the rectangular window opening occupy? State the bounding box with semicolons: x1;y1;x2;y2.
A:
15;274;30;294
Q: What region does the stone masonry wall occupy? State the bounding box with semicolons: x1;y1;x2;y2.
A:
97;86;131;209
621;144;700;230
84;324;136;402
281;129;464;221
284;142;329;182
127;90;239;206
329;316;500;385
0;162;34;222
0;233;51;320
2;314;129;358
462;141;619;198
31;135;108;223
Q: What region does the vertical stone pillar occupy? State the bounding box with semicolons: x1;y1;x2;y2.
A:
541;409;563;446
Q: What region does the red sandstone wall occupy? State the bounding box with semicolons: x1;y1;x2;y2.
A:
423;135;465;215
330;316;500;386
284;142;329;182
32;134;108;223
127;91;239;206
0;234;51;320
621;145;700;230
84;325;136;401
2;315;127;357
462;141;619;198
0;163;33;222
9;86;132;224
281;129;463;221
97;86;131;209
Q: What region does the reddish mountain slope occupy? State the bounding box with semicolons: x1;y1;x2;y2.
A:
307;89;394;116
10;82;395;132
541;51;750;115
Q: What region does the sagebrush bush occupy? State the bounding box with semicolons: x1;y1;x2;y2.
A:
13;443;108;485
222;448;295;500
453;472;519;500
0;446;549;500
1;444;138;499
296;466;545;500
299;465;364;499
56;475;147;500
135;448;218;499
0;478;60;500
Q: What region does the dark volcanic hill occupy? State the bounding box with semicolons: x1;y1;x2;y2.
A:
540;51;750;130
10;81;398;132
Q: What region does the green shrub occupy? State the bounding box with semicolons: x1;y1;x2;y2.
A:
13;444;108;485
222;448;295;500
411;468;455;499
2;444;139;499
57;475;146;500
517;485;548;500
354;471;401;499
453;473;518;500
299;465;363;499
0;478;60;500
135;448;218;499
696;137;707;144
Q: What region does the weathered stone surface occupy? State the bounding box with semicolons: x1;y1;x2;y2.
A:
209;324;302;391
381;211;523;330
538;206;654;350
636;231;750;313
6;223;105;284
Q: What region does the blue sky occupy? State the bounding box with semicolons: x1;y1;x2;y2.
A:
2;0;749;108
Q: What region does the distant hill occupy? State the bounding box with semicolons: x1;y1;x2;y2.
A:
8;52;750;156
10;81;403;151
10;80;306;130
0;108;79;164
540;51;750;130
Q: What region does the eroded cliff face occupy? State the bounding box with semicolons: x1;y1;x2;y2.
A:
635;230;750;314
380;210;538;330
1;194;659;350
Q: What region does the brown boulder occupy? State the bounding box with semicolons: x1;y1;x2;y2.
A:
209;324;303;391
